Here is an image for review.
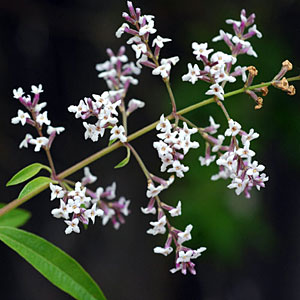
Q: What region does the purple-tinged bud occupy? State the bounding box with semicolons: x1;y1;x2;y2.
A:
122;12;136;25
32;94;40;107
124;27;139;36
106;48;115;58
154;45;160;58
174;152;184;160
157;208;164;220
165;234;173;248
139;60;156;69
26;118;36;127
127;1;137;19
246;13;256;26
136;7;141;20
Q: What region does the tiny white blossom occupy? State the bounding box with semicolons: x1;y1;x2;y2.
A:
146;183;163;198
31;84;43;94
153;246;173;256
246;160;265;178
132;43;147;59
85;203;104;224
169;201;182;217
139;20;157;35
19;133;33;149
29;137;49;152
11;109;31;126
182;63;200;84
51;200;69;219
176;250;193;263
241;128;259;145
110;125;127;143
115;23;129;38
141;206;156;215
224;119;241;137
147;215;167;235
156;114;172;132
236;141;255;158
161;56;180;66
49;183;65;201
82;167;97;184
192;42;214;60
65;218;80;234
199;155;216;166
227;177;249;195
13;87;24;99
205;83;225;100
177;224;193;244
152;63;171;78
47;126;65;135
36;111;51;126
167;160;189;178
152;35;172;48
192;247;207;259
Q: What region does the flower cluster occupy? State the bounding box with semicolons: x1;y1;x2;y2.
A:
116;1;179;79
69;46;145;143
11;85;65;151
182;9;262;101
199;117;268;198
153;115;199;178
51;167;130;233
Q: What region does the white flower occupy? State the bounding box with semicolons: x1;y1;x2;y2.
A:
192;42;214;60
236;141;255;158
169;201;182;217
177;224;193;244
248;24;262;38
241;128;259;145
127;99;145;114
51;200;69;219
205;83;225;100
153;140;172;157
161;56;180;66
31;84;43;94
102;208;115;226
132;43;147;59
146;183;163;198
83;122;97;141
34;102;47;113
191;247;207;259
105;182;116;200
139;20;157;35
85;203;103;224
152;35;172;48
82;167;97;184
147;215;167;235
110;125;127;143
208;116;220;134
95;60;110;72
13;87;24;99
176;250;193;263
234;66;248;82
156;114;172;132
126;36;142;45
199;155;216;166
29;137;49;152
141;206;156;215
167;160;189;178
152;63;171;78
153;246;173;256
67;198;82;214
212;135;225;152
68;99;87;119
19;133;33;149
211;51;236;65
115;23;129;38
47;125;65;135
212;29;233;42
227;177;249;195
11;109;31;126
36;111;51;126
246;161;265;177
224;119;241;136
182;63;200;84
65;218;80;234
49;183;65;201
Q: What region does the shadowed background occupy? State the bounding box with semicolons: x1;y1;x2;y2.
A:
1;0;300;299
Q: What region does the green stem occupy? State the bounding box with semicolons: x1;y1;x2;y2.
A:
1;75;299;217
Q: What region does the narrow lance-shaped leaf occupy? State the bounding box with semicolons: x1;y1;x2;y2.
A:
0;204;31;227
6;163;52;186
0;226;106;300
18;176;55;199
114;146;130;169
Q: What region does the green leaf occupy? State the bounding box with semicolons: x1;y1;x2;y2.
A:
0;204;31;227
18;176;54;199
0;226;106;300
114;147;130;169
108;138;117;146
7;163;52;186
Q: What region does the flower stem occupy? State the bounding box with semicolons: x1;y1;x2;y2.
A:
1;76;299;217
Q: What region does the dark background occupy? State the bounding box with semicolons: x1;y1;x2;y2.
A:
1;0;300;299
